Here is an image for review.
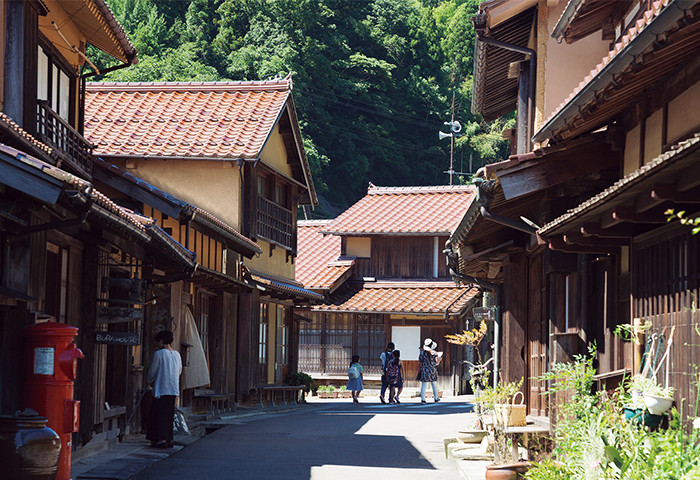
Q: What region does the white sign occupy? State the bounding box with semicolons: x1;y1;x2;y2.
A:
34;347;54;375
390;326;421;361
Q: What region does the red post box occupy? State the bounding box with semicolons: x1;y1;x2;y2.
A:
24;322;84;480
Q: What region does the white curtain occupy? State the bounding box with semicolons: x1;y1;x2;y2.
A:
181;306;211;389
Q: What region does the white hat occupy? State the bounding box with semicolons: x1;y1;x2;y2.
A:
423;338;434;351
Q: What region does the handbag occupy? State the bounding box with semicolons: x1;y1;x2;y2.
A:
416;370;421;381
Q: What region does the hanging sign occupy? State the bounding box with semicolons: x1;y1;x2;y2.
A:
95;331;140;346
96;306;142;324
473;306;495;322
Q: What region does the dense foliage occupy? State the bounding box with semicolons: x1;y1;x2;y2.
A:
525;348;700;480
89;0;512;215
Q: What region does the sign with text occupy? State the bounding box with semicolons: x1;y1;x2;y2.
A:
472;306;495;322
95;331;140;346
96;306;142;324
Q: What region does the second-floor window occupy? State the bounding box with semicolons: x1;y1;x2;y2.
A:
37;44;72;122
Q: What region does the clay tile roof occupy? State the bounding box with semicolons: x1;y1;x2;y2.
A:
296;220;354;290
311;281;479;315
321;185;477;236
84;79;292;159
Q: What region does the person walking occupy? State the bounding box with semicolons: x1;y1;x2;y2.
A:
379;342;395;403
146;329;182;448
419;338;441;404
387;350;404;404
347;354;364;404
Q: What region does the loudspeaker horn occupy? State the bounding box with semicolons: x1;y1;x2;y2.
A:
438;131;452;140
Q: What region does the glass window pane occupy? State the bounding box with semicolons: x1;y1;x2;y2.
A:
37;47;49;101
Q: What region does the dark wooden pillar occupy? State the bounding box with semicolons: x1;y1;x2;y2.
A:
502;253;528;385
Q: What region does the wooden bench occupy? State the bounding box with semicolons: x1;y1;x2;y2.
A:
192;392;235;415
256;385;306;407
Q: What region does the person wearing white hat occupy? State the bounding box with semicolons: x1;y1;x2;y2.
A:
418;338;441;403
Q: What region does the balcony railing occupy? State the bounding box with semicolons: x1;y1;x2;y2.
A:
36;100;93;179
256;196;295;251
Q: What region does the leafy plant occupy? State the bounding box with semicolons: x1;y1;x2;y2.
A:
476;378;523;413
525;348;700;480
287;371;316;393
317;385;336;393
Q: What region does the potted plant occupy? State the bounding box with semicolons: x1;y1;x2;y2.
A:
287;371;316;403
476;379;531;479
643;383;674;415
338;386;353;398
317;385;337;399
628;375;674;412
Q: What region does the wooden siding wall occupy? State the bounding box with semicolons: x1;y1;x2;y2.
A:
632;227;700;420
353;236;449;279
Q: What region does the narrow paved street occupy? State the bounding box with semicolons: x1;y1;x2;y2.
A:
131;397;474;480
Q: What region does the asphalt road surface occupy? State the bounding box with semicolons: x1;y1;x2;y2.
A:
131;396;476;480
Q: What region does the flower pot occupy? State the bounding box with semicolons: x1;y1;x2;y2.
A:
485;462;531;480
458;430;489;443
644;394;673;415
318;392;338;399
623;406;663;429
339;391;353;398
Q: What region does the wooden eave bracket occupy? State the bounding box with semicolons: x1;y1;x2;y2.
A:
548;236;620;254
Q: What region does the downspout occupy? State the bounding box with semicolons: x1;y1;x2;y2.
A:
475;31;536;154
449;269;502;388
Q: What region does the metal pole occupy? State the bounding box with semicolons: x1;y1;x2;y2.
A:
450;92;455;185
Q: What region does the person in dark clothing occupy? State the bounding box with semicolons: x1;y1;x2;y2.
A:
379;342;395;403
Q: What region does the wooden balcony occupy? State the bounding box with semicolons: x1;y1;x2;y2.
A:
36;100;93;179
256;196;295;251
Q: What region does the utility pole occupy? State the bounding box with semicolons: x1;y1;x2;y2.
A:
449;92;455;186
439;92;462;184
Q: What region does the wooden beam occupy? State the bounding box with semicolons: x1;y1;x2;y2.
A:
580;222;640;238
563;231;630;246
548;236;620;254
611;206;667;224
651;183;700;203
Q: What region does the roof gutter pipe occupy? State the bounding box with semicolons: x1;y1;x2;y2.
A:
475;32;536;154
449;269;501;389
474;178;538;235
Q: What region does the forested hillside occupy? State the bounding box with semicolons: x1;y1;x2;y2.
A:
91;0;511;216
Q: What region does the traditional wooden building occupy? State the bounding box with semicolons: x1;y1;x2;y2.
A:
84;78;322;403
0;0;209;456
296;185;481;394
446;0;700;425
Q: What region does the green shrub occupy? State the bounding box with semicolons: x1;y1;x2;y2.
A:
287;371;316;393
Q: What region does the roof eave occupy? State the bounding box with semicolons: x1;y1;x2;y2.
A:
533;0;692;144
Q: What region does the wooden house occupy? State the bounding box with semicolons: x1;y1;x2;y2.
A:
446;0;700;424
84;78;322;404
296;185;481;394
0;0;208;457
